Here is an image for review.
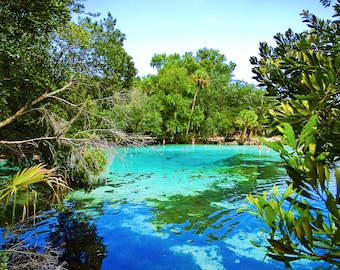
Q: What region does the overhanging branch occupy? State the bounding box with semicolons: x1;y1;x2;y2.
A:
0;76;76;129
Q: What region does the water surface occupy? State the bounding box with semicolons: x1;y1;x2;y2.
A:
1;145;324;269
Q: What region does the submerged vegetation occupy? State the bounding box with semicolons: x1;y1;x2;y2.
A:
0;0;339;268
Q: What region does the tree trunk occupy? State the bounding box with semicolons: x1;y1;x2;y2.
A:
186;86;199;136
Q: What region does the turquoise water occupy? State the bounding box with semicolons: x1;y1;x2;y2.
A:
1;145;325;269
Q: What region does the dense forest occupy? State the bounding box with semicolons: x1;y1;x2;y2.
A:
131;50;271;144
0;0;340;268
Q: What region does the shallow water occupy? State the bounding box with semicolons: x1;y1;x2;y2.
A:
0;145;326;269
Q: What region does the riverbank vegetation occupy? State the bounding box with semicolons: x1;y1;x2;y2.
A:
0;0;339;268
248;0;340;267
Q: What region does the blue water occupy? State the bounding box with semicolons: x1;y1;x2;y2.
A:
0;145;327;269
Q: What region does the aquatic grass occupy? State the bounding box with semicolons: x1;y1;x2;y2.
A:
0;164;71;224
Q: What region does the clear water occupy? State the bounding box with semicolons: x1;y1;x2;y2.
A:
1;145;326;269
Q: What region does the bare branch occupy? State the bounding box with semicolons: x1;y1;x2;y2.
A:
0;137;58;145
45;75;76;98
60;100;88;135
0;76;76;129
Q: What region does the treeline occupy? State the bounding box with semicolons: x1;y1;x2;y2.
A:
130;49;273;144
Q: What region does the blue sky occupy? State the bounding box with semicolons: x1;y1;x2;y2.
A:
83;0;335;84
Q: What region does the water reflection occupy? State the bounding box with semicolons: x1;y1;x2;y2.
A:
148;156;286;243
149;189;234;242
48;201;107;270
0;146;294;270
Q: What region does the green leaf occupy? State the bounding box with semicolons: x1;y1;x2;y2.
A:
336;168;340;201
264;205;277;228
308;143;316;155
250;239;262;248
328;68;335;83
308;158;317;184
285;210;295;231
287;156;299;169
335;54;340;69
293;94;316;100
295;223;305;243
317;162;326;189
326;195;340;220
283;123;296;149
316;152;329;161
301;114;318;135
283;183;296;199
332;228;340;245
301;218;313;246
315;69;325;91
313;239;336;250
314;211;324;229
301;73;316;91
259;137;288;155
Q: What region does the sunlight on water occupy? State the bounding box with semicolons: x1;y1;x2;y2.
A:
1;145;327;269
67;145;295;269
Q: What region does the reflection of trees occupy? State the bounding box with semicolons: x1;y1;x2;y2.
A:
48;200;106;270
149;155;287;241
217;154;285;178
149;188;234;241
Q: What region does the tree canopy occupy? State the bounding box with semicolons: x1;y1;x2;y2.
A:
249;0;340;267
132;49;270;143
0;0;137;187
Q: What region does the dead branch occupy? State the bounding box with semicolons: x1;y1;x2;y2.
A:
0;76;76;129
0;137;59;145
3;234;68;270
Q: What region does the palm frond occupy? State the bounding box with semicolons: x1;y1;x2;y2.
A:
0;164;71;224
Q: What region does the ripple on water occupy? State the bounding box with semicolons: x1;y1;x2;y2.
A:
5;145;323;270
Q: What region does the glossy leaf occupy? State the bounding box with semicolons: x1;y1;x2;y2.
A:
332;228;340;245
316;152;329;161
283;183;296;199
336;168;340;201
283;123;296;149
259;137;288;155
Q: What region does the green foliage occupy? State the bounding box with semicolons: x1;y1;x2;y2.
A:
135;49;270;142
235;109;259;144
249;1;340;267
0;250;9;270
0;1;137;188
0;0;78;119
254;117;340;267
70;147;108;189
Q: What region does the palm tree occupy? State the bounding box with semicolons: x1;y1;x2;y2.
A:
235;109;258;144
186;69;209;136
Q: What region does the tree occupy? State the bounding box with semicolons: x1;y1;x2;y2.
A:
248;1;340;267
154;66;194;141
224;81;271;137
0;0;137;190
186;68;209;135
235;110;258;144
140;48;238;142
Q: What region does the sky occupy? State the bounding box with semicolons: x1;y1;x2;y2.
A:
82;0;335;84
